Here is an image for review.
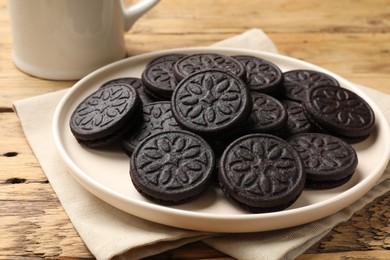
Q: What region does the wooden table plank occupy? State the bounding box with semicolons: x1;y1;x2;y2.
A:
1;0;389;259
128;0;390;34
0;113;92;259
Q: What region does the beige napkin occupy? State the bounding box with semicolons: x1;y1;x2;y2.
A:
13;29;390;260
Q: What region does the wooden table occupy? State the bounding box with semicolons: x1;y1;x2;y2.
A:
1;0;389;259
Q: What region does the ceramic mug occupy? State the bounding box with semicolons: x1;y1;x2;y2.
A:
8;0;160;80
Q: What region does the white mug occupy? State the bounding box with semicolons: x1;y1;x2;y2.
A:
8;0;160;80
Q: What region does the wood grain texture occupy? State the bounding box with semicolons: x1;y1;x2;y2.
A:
1;0;389;259
0;113;92;259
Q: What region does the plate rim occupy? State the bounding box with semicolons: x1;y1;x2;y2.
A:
52;46;390;232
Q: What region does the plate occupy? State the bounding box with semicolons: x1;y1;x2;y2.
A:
52;47;390;233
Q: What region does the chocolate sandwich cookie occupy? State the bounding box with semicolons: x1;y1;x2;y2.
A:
171;69;252;138
100;77;153;105
302;85;375;142
233;55;283;94
173;53;246;81
282;70;340;102
247;92;287;133
276;99;313;138
70;83;141;147
130;130;215;205
288;133;358;189
122;101;181;155
218;133;305;213
142;55;186;100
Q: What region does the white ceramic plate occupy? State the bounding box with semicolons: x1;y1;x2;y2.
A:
52;47;390;233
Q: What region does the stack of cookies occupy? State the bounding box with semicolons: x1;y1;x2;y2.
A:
69;52;375;213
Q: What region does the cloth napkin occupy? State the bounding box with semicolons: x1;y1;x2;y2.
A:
13;29;390;260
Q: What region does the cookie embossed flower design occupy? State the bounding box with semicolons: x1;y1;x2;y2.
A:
233;55;283;94
134;132;212;191
75;86;131;130
247;63;277;85
180;73;240;125
144;61;177;91
291;135;353;172
225;137;300;196
288;133;358;188
219;134;305;212
303;85;375;141
283;70;340;102
172;69;251;136
131;130;215;205
311;87;373;127
70;84;139;139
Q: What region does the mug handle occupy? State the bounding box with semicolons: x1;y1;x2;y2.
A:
121;0;160;31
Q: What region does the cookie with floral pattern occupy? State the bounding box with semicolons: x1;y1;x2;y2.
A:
288;133;358;189
171;69;252;138
233;55;283;94
302;85;375;142
130;130;215;205
70;83;141;147
141;55;186;100
282;70;340;102
218;133;305;213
